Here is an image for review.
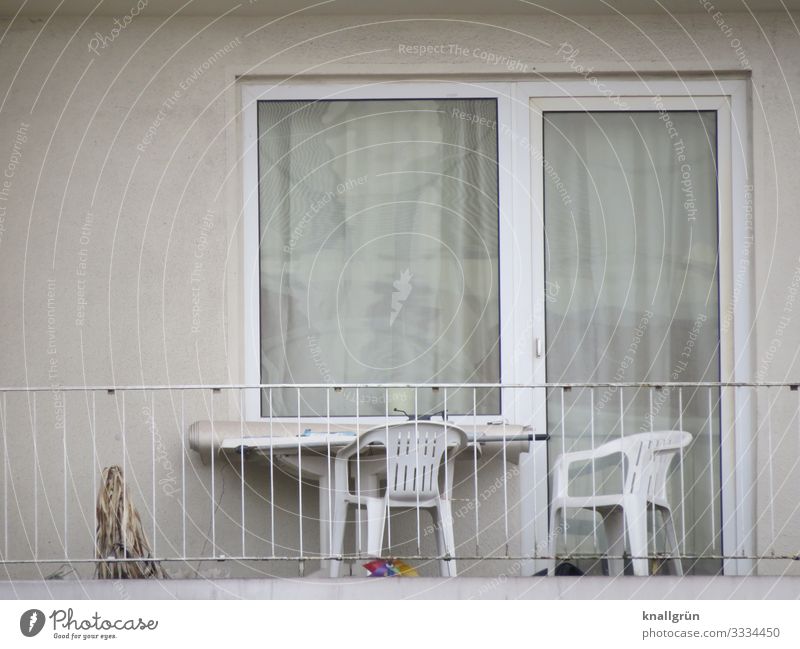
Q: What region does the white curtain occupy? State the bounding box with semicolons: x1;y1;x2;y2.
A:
258;99;500;417
543;111;721;572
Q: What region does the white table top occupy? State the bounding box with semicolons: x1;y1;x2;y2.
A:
219;428;540;452
188;419;544;464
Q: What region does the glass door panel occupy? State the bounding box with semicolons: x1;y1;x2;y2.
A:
543;110;721;574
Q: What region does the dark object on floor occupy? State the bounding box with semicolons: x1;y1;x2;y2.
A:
534;562;585;576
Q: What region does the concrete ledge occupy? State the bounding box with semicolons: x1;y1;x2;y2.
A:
2;576;800;599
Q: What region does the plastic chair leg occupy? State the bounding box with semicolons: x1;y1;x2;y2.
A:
603;508;626;577
661;508;683;576
624;500;650;576
365;498;386;558
435;500;457;577
547;505;562;576
329;497;348;578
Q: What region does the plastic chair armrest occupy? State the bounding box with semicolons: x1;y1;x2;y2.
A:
552;444;619;498
335;437;361;460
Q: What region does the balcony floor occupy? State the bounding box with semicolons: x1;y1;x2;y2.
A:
2;576;800;600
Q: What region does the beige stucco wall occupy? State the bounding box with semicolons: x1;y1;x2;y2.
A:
0;11;799;578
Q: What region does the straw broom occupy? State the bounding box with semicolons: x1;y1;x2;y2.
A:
95;465;168;579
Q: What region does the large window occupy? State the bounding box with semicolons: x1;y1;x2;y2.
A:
255;97;502;417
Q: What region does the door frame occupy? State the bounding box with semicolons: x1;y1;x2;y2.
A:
515;79;752;575
239;77;752;574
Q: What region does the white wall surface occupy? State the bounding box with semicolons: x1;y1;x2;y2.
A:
0;11;799;579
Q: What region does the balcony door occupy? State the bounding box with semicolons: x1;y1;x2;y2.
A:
534;99;725;574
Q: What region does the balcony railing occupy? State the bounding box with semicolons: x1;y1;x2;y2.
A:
0;382;798;580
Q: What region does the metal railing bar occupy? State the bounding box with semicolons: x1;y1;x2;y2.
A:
2;552;793;565
502;417;509;554
384;387;391;552
472;387;479;555
590;389;598;550
240;389;246;557
91;391;97;562
560;387;567;559
355;387;361;557
678;386;686;556
33;391;38;559
767;389;776;555
121;391;126;561
1;392;7;558
326;388;333;557
415;388;421;556
209;390;216;558
707;387;716;547
268;387;275;558
441;387;448;559
150;392;156;559
3;380;800;392
180;389;186;559
619;387;626;560
649;388;655;558
296;388;303;560
63;393;68;559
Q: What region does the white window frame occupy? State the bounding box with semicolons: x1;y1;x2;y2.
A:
241;78;752;572
241;81;534;428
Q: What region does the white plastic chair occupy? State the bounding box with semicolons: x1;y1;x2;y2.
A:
548;430;692;576
329;421;467;578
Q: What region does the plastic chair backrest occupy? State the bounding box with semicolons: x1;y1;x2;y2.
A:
616;431;692;501
358;422;467;502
